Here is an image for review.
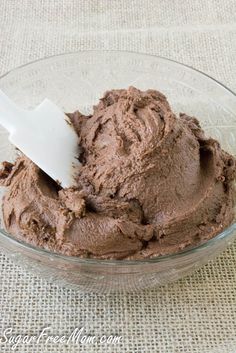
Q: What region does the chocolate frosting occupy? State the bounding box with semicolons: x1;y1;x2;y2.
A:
1;87;236;259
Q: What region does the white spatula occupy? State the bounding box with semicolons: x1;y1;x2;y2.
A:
0;90;81;188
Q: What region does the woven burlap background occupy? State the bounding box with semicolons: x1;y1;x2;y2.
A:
0;1;236;352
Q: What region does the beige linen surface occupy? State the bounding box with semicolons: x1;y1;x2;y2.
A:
0;1;236;352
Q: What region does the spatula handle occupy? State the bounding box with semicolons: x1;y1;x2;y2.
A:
0;90;26;133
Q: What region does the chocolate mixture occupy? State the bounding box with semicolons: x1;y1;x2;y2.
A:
0;87;235;259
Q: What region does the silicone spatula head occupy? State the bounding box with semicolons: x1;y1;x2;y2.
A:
0;90;81;188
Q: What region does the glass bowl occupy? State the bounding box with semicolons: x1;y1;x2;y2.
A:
0;51;236;293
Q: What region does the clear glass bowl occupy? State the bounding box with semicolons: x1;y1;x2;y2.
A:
0;51;236;293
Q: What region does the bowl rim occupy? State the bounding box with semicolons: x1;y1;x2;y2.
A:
0;224;236;266
0;49;236;266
